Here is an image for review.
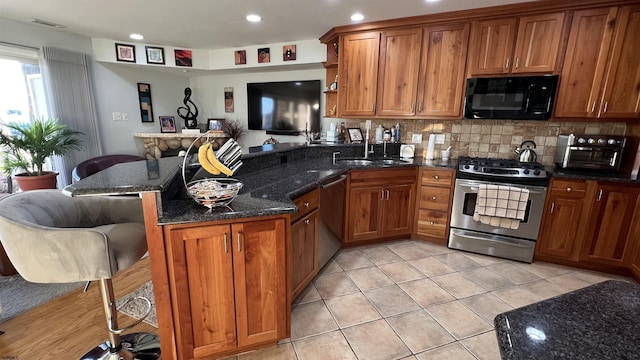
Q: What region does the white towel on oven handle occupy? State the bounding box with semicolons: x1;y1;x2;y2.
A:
473;184;529;229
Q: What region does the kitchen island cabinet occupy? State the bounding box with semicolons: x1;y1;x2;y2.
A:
290;189;319;300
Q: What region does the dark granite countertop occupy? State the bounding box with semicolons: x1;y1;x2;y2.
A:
494;280;640;360
551;168;639;184
63;143;455;225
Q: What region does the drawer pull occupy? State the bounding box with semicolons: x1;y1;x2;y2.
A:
237;233;242;252
224;233;228;253
597;189;603;202
304;202;310;207
432;196;437;200
550;203;555;214
566;187;572;192
434;175;439;180
304;219;310;225
430;221;435;225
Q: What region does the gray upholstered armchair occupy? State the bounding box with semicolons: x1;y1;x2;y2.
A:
0;190;160;359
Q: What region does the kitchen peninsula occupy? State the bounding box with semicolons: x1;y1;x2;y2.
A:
63;143;448;360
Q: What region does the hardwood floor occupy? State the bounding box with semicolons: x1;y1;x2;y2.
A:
0;257;155;359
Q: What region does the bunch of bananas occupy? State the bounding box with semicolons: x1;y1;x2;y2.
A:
198;142;233;176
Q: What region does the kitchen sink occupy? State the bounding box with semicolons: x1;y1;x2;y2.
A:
338;159;374;166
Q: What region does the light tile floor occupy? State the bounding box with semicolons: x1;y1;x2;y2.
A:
227;240;635;360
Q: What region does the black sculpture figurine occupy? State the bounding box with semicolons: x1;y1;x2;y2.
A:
177;87;199;129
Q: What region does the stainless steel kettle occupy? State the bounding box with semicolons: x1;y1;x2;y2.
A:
515;140;538;162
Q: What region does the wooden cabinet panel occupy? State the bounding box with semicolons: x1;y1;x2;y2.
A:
419;186;451;212
512;12;565;73
170;225;237;359
290;210;319;299
382;184;415;237
292;188;319;223
468;18;517;75
417;23;470;117
555;7;618;118
581;184;640;267
347;186;384;242
420;168;454;187
536;196;584;259
598;5;640;119
415;210;449;239
377;28;422;116
339;32;381;116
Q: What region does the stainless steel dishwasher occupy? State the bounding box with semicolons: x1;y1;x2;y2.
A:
318;174;347;269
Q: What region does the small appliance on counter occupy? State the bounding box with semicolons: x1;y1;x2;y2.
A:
400;144;415;158
554;134;626;172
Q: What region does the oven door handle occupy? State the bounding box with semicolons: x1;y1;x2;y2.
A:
451;230;532;248
462;185;544;195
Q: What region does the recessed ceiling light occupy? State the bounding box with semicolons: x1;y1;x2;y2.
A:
246;14;263;22
426;0;441;2
351;13;365;21
129;33;144;40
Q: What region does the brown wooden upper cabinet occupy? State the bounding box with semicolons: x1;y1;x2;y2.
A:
338;31;381;117
555;6;640;119
468;12;565;75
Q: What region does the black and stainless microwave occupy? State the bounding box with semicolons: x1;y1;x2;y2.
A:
464;75;559;120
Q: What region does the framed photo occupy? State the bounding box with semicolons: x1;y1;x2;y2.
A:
348;128;364;143
283;45;296;61
137;83;153;122
258;48;270;63
174;49;193;67
115;43;136;63
207;118;225;132
235;50;246;65
159;116;177;133
145;46;165;64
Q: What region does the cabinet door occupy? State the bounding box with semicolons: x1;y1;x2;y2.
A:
232;219;287;347
347;186;384;242
511;12;565;73
376;28;422;116
290;210;319;299
416;23;470;117
339;32;381;116
468;18;517;75
554;7;618;118
169;225;237;359
536;196;584;259
598;5;640;119
382;184;415;237
581;184;640;267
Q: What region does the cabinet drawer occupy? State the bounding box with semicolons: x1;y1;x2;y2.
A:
292;188;320;223
415;210;449;238
421;168;454;187
419;186;451;211
350;168;416;187
549;179;587;198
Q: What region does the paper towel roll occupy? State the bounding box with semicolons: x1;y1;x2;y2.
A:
426;134;436;160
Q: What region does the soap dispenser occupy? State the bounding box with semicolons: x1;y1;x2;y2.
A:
375;125;384;144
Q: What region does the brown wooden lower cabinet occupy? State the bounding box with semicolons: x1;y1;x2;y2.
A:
413;168;455;244
290;209;319;299
166;218;288;360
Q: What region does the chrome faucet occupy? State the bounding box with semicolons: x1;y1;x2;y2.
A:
383;139;388;158
332;151;340;165
364;127;370;158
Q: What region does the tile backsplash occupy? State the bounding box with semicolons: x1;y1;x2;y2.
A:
340;119;627;166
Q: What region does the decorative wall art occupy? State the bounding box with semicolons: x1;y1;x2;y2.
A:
145;46;165;65
174;49;193;67
159;116;177;133
115;43;136;62
224;87;234;113
234;50;246;65
258;48;270;63
207;118;225;132
137;83;153;122
347;128;364;143
283;45;296;61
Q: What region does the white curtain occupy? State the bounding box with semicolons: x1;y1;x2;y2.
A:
40;47;101;187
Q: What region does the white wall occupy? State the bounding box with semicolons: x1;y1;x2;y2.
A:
189;67;328;149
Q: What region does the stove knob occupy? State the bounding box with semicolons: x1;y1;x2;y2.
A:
608;139;617;145
588;138;596;144
597;138;606;145
523;169;530;175
534;170;541;176
473;165;479;170
577;137;586;144
464;165;470;169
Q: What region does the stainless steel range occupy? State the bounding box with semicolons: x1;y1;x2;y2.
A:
449;157;550;263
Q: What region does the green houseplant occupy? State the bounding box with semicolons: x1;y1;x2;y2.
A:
0;118;84;190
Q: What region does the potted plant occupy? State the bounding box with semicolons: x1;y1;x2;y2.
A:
0;118;84;191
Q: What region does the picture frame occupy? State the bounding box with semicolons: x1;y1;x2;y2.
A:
159;116;177;133
258;48;270;63
283;45;296;61
145;46;165;65
235;50;246;65
137;83;153;122
207;118;225;132
174;49;193;67
115;43;136;63
347;128;364;143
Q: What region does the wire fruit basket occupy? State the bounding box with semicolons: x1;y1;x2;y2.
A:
182;132;243;209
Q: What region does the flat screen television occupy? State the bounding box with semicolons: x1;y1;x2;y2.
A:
247;80;321;135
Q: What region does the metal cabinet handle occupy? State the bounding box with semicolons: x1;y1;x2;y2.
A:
237;233;242;252
304;202;310;207
515;58;520;69
372;103;375;111
224;233;228;253
380;189;385;200
597;189;603;202
603;101;609;113
591;101;597;113
434;175;439;180
386;189;390;200
304;219;310;225
418;102;423;113
566;187;572;192
550;203;555;214
432;196;437;200
429;221;435;225
411;103;415;113
505;58;510;69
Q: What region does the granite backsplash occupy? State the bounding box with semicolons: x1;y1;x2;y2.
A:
337;119;627;166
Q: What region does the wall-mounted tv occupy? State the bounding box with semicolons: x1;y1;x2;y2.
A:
247;80;321;135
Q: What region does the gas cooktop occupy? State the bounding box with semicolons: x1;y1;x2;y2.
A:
457;157;548;180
